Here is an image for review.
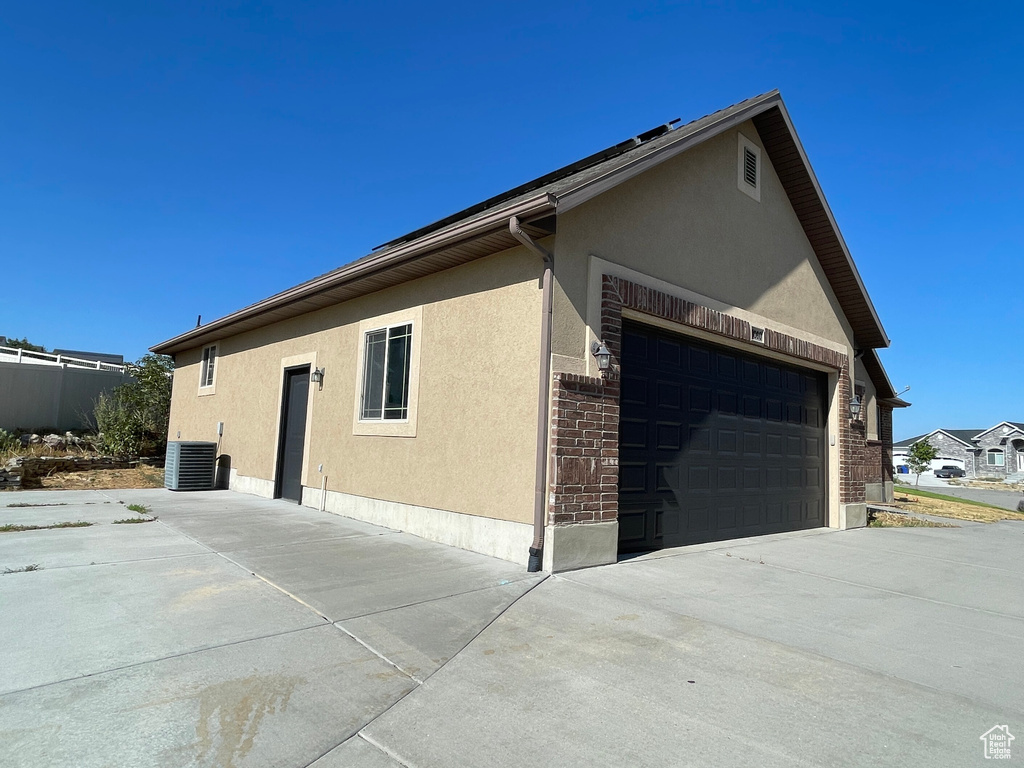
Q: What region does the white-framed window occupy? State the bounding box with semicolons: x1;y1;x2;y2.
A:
353;307;421;437
987;449;1005;466
360;323;413;421
199;345;217;390
737;133;761;202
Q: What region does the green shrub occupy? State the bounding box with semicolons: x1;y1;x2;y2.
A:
0;429;17;452
94;354;173;457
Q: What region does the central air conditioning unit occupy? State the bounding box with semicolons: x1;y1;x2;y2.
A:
165;441;217;491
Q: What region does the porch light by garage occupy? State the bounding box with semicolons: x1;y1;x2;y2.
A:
591;340;612;371
850;393;862;420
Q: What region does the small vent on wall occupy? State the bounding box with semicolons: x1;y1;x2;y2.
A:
750;326;765;344
743;146;758;188
737;134;761;202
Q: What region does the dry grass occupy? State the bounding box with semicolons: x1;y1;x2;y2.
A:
867;510;956;528
3;564;41;574
0;521;93;533
35;465;164;491
889;491;1022;523
0;442;97;462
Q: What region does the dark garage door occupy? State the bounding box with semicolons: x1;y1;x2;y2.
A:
617;322;827;553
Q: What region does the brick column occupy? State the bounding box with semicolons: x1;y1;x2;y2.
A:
548;373;619;525
878;405;894;499
837;364;868;505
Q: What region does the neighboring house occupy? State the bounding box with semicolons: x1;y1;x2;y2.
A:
153;90;905;572
894;422;1024;481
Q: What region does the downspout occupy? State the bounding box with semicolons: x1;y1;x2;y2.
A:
509;216;553;573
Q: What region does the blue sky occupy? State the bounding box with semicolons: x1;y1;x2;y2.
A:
2;1;1021;439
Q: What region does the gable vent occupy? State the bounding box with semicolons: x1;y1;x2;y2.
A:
743;146;758;187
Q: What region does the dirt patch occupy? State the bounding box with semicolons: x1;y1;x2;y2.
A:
31;465;164;491
867;510;955;528
951;479;1024;492
889;493;1021;523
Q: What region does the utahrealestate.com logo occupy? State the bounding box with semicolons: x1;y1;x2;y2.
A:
980;725;1014;760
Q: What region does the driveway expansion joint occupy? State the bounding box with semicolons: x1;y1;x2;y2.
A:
358;732;419;768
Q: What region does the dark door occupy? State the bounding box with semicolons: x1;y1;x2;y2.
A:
276;366;310;503
618;322;826;553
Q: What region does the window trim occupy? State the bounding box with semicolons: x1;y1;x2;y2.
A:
352;307;422;437
359;322;413;422
198;344;218;395
986;449;1005;467
737;133;762;202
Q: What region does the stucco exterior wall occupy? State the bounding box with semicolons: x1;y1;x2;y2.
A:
551;119;857;366
168;245;543;525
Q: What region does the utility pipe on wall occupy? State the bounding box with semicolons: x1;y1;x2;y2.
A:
509;216;554;573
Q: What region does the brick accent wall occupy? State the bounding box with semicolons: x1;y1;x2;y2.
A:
548;373;619;525
547;273;868;529
876;405;892;489
838;366;867;504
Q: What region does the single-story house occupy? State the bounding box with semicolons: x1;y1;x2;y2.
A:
894;422;1024;480
153;90;906;572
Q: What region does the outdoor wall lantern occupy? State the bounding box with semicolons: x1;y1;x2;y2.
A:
591;340;612;371
312;367;325;390
849;394;862;420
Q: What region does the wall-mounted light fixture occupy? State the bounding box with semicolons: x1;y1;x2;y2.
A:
849;393;862;420
312;367;325;390
591;340;612;371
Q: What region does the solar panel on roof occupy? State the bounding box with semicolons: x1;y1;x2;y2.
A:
373;118;682;251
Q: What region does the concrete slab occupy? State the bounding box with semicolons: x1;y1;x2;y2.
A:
0;553;325;694
1;501;153;526
0;489;122;506
146;496;395;552
0;520;208;570
709;524;1024;613
364;578;1012;768
338;577;545;681
311;735;407;768
562;540;1024;711
225;532;534;622
0;625;416;768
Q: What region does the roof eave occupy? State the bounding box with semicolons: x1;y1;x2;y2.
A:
765;100;890;349
554;91;784;214
878;397;911;409
556;92;889;351
151;192;557;355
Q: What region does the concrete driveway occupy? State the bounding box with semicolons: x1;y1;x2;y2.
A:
2;489;1022;767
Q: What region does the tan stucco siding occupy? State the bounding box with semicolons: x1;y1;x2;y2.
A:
167;246;543;524
552;119;856;362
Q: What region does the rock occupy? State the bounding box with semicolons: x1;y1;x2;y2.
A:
43;434;66;450
1018;499;1024;513
28;433;41;445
